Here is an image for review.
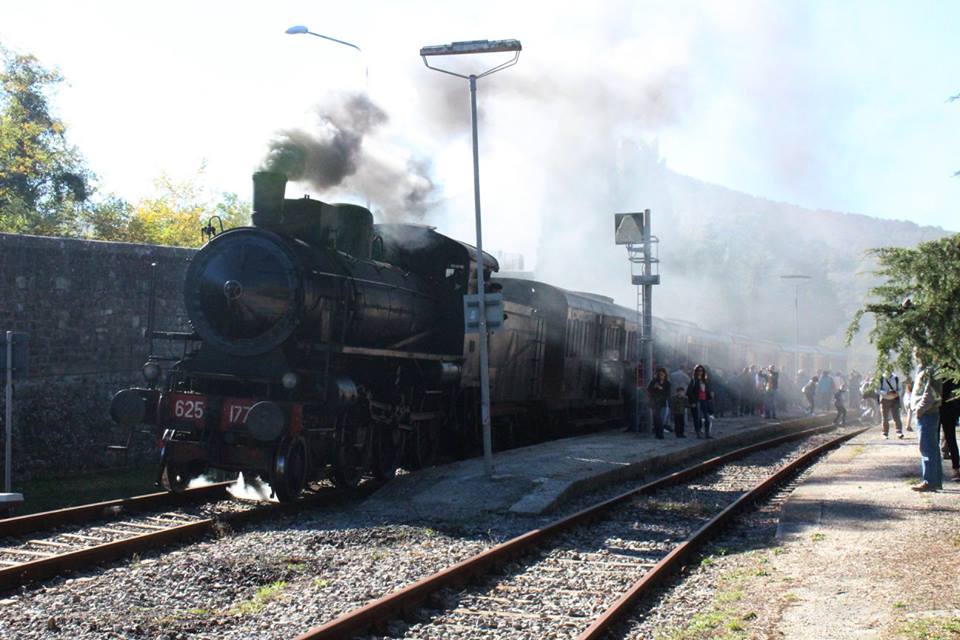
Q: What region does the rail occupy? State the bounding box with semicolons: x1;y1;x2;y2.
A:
293;424;864;639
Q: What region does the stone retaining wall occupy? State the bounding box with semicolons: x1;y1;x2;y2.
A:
0;233;196;481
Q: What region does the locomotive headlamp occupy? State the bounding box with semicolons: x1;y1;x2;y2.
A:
142;361;161;382
281;372;299;390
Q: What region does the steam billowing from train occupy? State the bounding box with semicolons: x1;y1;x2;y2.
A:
261;92;437;219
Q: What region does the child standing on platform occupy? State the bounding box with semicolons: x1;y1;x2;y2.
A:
669;386;687;438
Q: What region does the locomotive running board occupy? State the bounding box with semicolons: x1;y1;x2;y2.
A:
309;343;462;362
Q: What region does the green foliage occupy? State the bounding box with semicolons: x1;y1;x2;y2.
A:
83;170;251;248
228;580;287;616
0;46;250;246
846;234;960;384
0;47;92;235
897;616;960;640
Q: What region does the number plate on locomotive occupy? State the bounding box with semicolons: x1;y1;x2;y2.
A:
221;399;255;430
167;393;207;427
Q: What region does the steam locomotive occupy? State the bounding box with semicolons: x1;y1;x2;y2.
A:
110;172;846;501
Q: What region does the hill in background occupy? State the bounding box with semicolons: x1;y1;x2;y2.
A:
534;141;950;365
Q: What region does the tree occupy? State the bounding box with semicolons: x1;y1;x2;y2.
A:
81;169;251;247
0;48;91;235
846;234;960;385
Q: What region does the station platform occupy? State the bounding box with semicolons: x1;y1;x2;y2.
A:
361;411;834;521
774;426;960;638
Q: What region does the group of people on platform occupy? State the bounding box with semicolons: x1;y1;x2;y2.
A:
644;357;960;493
645;364;715;440
644;363;789;441
824;355;960;491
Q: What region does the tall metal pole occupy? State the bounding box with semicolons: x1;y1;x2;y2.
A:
636;284;641;432
794;284;800;381
780;274;810;382
4;331;13;493
420;39;521;476
468;75;494;475
641;210;654;428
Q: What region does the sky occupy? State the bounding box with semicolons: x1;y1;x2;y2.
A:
1;0;958;265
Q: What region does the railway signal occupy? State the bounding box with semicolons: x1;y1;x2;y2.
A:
615;211;659;433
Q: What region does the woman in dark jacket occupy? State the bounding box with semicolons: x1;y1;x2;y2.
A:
647;367;671;440
687;364;714;439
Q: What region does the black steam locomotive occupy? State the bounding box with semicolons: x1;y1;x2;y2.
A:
110;172;845;501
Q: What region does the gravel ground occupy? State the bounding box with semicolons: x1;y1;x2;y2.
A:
607;425;960;640
608;455;825;639
0;427;848;640
362;428;853;639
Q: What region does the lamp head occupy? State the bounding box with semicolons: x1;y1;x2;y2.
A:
285;25;309;35
420;39;522;57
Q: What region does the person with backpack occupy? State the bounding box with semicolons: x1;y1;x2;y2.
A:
878;372;903;439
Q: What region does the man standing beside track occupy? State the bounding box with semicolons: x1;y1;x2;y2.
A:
910;348;942;491
878;372;904;439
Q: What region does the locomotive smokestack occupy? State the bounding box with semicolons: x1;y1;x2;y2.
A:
252;171;287;226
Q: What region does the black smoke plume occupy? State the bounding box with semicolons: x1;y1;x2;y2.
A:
261;93;437;219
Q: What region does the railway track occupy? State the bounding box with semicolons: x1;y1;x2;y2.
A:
0;480;372;591
294;424;864;640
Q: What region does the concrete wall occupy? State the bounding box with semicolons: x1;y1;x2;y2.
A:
0;233;196;481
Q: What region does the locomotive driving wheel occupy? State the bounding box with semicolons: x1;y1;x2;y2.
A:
407;421;438;470
332;424;365;489
160;462;192;494
270;436;308;503
372;426;403;481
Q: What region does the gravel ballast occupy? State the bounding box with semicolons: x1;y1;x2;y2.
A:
0;426;852;639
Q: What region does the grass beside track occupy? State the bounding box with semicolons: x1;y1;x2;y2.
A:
12;466;159;516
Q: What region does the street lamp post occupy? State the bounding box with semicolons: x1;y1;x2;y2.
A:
285;25;370;208
780;274;812;381
285;25;367;89
419;39;522;477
